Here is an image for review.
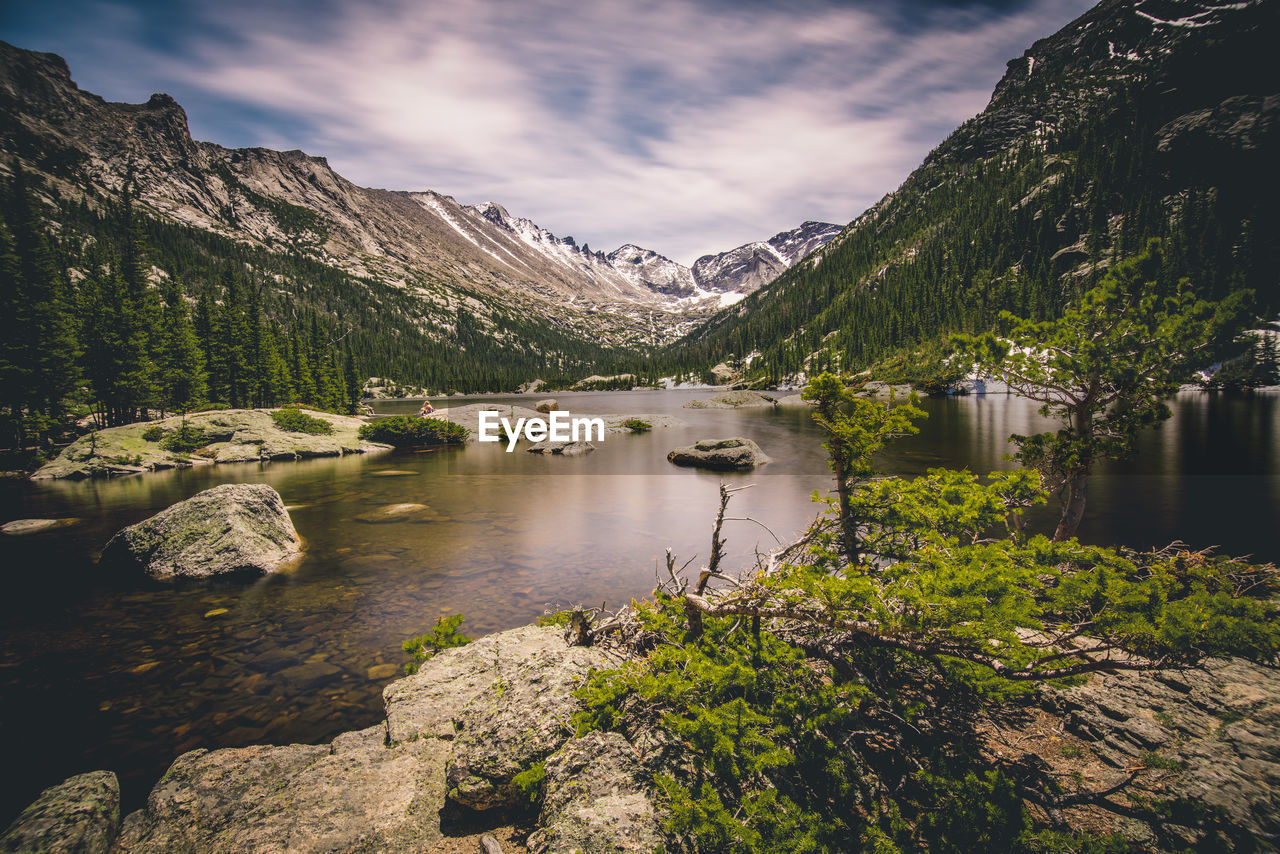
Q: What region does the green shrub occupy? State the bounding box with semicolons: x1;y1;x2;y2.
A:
403;614;472;675
271;407;334;435
141;425;166;442
159;424;209;453
512;761;547;804
621;418;652;433
359;415;468;446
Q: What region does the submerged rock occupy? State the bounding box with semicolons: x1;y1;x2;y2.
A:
527;440;595;455
100;483;302;580
0;518;79;535
0;770;120;854
667;437;771;470
683;390;777;409
529;731;665;854
354;503;440;523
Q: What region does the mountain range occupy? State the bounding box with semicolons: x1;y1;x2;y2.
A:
671;0;1278;380
0;41;837;352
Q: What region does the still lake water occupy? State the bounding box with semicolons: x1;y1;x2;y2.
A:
0;388;1276;822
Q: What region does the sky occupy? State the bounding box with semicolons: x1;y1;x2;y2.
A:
1;0;1095;264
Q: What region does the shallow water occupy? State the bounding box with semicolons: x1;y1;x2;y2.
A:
0;388;1275;822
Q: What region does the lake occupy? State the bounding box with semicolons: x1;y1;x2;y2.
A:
0;388;1276;823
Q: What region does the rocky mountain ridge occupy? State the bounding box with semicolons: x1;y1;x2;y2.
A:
678;0;1278;378
0;40;837;349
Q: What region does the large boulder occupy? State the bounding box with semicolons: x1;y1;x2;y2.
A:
383;625;610;812
100;483;302;580
115;726;449;853
667;437;771;470
683;390;777;409
534;399;559;413
529;732;665;854
0;770;120;854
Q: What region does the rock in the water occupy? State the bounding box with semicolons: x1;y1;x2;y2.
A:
683;390;777;409
534;399;559;413
1;518;78;535
100;483;302;580
667;437;771;470
527;441;595;455
529;731;665;854
775;394;813;407
0;770;120;854
115;726;449;853
355;503;440;523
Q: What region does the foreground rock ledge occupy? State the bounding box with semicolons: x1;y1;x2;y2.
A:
100;483;302;580
5;625;659;854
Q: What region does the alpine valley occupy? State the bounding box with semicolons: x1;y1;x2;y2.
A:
0;38;838;391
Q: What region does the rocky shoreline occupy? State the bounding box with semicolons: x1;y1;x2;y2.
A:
1;625;662;854
3;620;1276;852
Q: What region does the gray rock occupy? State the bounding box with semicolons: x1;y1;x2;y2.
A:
115;726;450;853
383;625;609;811
775;394;813;407
0;771;119;854
0;518;79;535
1045;658;1280;839
667;437;771;470
529;732;665;854
683;390;777;409
445;634;612;811
534;399;559;413
100;483;302;580
527;441;595;455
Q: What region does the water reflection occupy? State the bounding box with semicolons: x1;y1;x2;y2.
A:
0;388;1274;823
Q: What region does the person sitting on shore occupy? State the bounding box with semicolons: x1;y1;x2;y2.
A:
419;402;436;417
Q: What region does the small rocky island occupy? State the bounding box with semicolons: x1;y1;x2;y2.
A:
33;409;390;480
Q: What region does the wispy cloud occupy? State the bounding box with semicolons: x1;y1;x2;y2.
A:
2;0;1094;262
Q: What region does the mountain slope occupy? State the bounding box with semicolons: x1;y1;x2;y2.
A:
667;0;1278;380
0;41;838;363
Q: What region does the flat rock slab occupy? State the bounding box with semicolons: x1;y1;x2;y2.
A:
0;770;119;854
529;731;665;854
115;725;449;853
683;390;777;409
667;437;771;470
0;518;79;535
1046;657;1280;838
100;483;302;581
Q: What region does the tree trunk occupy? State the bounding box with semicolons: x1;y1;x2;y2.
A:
1052;474;1087;541
1053;409;1092;541
833;450;860;564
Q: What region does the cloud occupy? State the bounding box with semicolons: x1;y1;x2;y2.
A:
2;0;1095;262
